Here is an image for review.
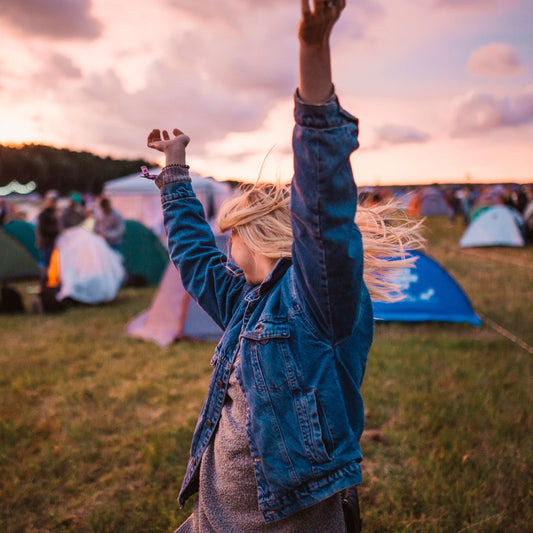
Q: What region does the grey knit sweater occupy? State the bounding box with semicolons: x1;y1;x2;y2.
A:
176;363;346;533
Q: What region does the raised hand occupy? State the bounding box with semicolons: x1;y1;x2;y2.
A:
298;0;345;47
298;0;346;104
147;128;190;166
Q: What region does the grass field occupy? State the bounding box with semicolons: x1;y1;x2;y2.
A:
1;217;532;532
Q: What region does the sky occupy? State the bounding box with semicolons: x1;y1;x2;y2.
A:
0;0;532;186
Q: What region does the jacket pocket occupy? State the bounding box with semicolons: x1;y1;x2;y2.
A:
241;318;299;392
295;389;332;464
240;317;290;342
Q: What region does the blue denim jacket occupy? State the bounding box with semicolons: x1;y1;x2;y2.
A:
156;94;373;522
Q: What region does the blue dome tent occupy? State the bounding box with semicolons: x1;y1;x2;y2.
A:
372;250;481;326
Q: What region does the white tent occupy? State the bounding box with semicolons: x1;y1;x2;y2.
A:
104;168;232;237
460;205;524;248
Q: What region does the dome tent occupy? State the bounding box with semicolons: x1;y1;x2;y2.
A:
0;227;39;282
120;220;169;286
372;250;481;325
460;205;524;248
3;220;39;261
126;234;228;346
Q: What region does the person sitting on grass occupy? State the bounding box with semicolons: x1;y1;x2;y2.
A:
147;1;423;531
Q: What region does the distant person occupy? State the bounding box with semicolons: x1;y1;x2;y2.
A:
94;196;125;253
514;185;529;214
0;198;8;226
445;187;462;225
60;192;85;229
36;190;60;280
458;187;473;226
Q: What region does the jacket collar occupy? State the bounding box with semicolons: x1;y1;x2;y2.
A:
244;258;292;301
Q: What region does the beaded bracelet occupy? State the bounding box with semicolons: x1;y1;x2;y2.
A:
163;163;190;171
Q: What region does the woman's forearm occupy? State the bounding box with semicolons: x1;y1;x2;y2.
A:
297;0;344;104
298;43;333;104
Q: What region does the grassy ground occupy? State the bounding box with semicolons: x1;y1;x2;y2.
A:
1;217;532;532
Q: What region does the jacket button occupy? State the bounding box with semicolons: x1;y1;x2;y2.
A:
217;380;224;388
206;420;213;428
255;324;264;333
191;457;196;466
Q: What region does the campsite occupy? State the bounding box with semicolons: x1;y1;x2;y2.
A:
1;214;531;532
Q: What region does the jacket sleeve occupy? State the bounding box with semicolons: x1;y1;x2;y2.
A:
157;167;245;329
290;94;364;343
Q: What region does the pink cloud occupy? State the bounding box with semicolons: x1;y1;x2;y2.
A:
372;124;430;148
451;87;533;136
30;53;82;91
0;0;102;39
434;0;496;9
467;43;524;77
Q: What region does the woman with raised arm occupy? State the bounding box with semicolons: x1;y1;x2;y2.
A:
147;1;422;531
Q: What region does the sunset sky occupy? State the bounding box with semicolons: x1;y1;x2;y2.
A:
1;0;532;185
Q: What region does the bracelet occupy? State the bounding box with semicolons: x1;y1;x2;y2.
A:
163;163;190;170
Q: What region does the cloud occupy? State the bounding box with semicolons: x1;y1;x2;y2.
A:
372;124;431;148
450;88;533;136
66;58;280;158
468;43;524;77
50;53;83;78
0;0;102;39
56;0;379;158
30;52;82;91
434;0;496;9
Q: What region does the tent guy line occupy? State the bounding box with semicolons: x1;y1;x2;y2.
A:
478;313;533;356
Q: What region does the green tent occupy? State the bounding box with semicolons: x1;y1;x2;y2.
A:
0;228;40;281
4;220;39;261
120;220;168;286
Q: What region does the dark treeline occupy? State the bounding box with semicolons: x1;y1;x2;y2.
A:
0;144;153;195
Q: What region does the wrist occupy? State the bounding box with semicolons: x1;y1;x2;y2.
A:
164;142;187;166
165;153;186;166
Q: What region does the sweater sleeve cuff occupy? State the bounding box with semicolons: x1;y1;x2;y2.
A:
155;165;191;190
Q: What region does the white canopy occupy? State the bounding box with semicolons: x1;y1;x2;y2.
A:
104;168;232;237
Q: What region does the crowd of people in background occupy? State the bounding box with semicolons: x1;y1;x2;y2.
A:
359;182;533;229
1;182;532;264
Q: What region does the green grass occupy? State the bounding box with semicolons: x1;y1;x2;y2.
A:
1;217;532;532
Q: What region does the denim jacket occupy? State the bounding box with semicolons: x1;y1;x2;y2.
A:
156;94;374;523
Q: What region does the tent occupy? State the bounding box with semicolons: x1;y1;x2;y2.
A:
0;227;40;281
104;168;232;237
129;245;481;347
419;186;452;217
121;220;169;285
3;220;39;261
460;205;524;248
126;235;228;346
372;250;481;325
406;186;452;217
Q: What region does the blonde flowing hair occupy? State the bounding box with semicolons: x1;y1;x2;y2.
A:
217;182;425;303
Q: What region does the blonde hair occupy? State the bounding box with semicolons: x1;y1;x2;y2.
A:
217;183;425;303
218;183;293;259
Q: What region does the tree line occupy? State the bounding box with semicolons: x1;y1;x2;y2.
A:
0;143;152;196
